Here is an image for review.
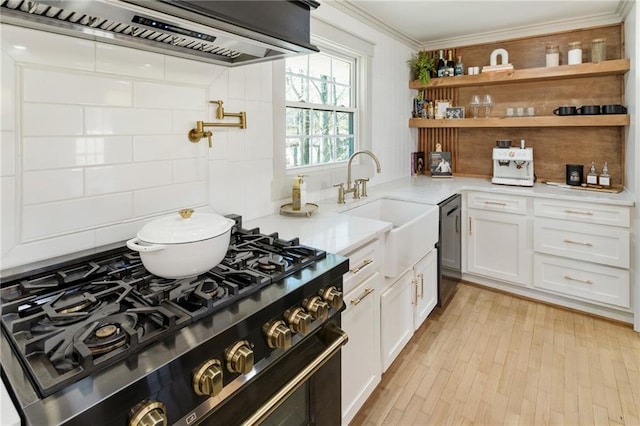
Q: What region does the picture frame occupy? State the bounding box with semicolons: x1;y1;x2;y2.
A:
428;151;453;177
446;106;465;119
411;152;425;175
435;100;451;119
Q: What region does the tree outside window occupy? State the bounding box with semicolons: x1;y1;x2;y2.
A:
285;52;356;169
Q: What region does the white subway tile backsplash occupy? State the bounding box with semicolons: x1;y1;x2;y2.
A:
0;24;95;71
208;129;229;160
85;107;172;135
245;101;273;161
23;136;133;170
85;162;172;195
134;82;206;110
1;51;15;131
0;230;96;270
165;56;225;85
23;104;84;136
225;161;247;216
173;158;207;184
95;217;151;247
228;67;246;100
244;160;274;220
134;135;202;162
1;177;16;256
1;132;15;176
23;69;132;106
22;193;133;240
227;128;247;162
260;62;273;103
133;181;207;217
208;160;230;214
96;44;165;80
23;169;84;205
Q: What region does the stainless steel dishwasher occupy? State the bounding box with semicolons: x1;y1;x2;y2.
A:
437;194;462;306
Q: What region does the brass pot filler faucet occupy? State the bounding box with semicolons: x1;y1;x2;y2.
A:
188;100;247;147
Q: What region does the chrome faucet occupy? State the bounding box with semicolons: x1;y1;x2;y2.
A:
335;150;381;203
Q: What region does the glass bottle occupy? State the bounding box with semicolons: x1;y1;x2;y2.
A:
436;50;446;78
598;162;611;187
586;161;598;185
446;50;455;77
454;56;464;76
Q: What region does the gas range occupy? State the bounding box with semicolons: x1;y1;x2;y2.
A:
1;215;349;425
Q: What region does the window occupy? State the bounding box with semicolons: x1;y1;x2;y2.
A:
285;51;356;169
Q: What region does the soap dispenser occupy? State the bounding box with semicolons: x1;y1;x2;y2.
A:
292;175;307;210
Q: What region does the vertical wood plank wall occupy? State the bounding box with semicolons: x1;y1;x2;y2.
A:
414;24;626;185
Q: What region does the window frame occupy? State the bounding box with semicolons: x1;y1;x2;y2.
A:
271;18;374;202
285;47;358;170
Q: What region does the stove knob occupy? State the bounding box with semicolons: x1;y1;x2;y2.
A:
129;400;167;426
319;286;343;310
303;296;329;321
263;320;292;349
225;340;254;374
285;307;312;335
192;359;223;396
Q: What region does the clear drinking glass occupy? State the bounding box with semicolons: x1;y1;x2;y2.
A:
469;95;481;118
481;94;493;118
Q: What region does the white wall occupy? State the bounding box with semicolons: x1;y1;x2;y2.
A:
624;0;639;332
0;4;416;270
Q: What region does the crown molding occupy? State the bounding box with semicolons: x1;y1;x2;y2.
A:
326;0;421;50
331;0;628;52
420;12;625;51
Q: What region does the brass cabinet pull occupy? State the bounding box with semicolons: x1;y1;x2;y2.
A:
419;273;424;299
564;209;594;216
484;201;507;206
241;324;348;426
563;239;593;247
349;258;373;274
412;280;418;305
351;287;374;306
564;275;593;285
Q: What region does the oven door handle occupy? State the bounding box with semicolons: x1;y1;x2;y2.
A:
241;323;348;426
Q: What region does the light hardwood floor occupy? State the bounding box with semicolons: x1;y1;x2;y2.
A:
351;283;640;426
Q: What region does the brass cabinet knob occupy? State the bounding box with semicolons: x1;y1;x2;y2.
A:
192;359;223;396
302;296;329;321
284;307;312;335
319;286;344;310
225;340;254;374
129;401;167;426
263;320;292;349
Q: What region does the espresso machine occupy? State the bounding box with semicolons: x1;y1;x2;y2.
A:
492;139;535;186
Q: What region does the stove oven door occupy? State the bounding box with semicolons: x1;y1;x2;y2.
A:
196;320;347;426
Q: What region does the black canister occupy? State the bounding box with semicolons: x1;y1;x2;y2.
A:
566;164;584;186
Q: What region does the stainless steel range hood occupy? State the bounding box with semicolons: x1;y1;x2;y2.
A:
0;0;320;66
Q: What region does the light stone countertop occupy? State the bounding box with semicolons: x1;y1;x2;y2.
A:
246;175;635;255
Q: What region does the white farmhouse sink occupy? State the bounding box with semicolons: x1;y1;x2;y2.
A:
341;198;439;277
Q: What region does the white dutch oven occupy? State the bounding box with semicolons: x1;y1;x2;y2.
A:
126;209;235;279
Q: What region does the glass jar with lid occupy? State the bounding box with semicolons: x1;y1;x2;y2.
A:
545;45;559;67
568;41;582;65
591;38;607;62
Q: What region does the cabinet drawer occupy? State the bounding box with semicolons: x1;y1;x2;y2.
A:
534;218;629;268
533;198;630;228
466;192;528;215
343;239;381;295
533;254;630;309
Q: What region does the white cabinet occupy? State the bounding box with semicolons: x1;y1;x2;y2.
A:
466;192;531;286
413;249;438;330
341;239;382;426
380;248;438;371
532;199;631;310
380;268;414;371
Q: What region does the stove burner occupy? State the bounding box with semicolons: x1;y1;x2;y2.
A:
200;280;225;299
77;313;137;356
257;255;285;271
59;300;93;315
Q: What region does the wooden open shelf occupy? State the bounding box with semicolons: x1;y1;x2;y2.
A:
409;59;630;90
409;115;630;128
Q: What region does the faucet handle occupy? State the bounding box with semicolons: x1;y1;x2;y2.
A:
355;178;369;197
333;183;345;204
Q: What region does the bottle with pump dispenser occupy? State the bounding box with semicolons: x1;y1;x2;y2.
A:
586;161;598;185
598;162;611;188
291;175;307;210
